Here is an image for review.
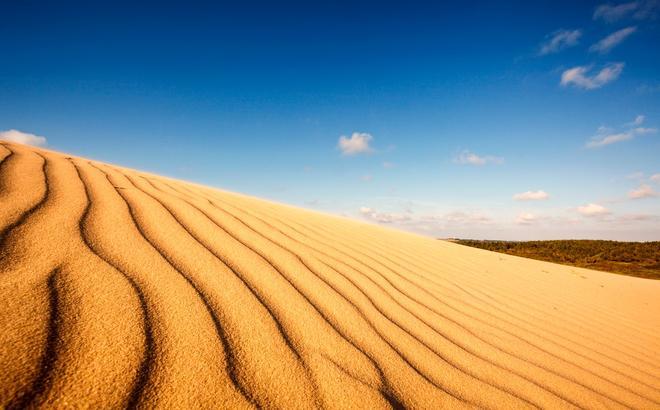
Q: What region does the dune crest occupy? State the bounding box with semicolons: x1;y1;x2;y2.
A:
1;141;659;409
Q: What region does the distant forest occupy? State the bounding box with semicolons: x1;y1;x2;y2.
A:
452;240;660;280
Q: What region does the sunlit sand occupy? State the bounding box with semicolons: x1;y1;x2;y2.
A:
1;141;659;408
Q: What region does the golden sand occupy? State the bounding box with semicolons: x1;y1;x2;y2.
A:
1;140;659;409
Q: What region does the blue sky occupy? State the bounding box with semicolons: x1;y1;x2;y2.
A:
2;1;659;240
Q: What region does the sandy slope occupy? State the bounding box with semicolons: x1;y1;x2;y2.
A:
0;141;659;409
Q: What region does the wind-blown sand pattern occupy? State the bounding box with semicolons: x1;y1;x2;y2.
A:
1;141;659;409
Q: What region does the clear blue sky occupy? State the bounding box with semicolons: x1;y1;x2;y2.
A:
2;1;659;240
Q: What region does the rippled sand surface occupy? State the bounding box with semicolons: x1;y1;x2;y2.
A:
1;141;659;409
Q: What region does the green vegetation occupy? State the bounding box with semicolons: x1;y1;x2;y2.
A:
452;240;660;280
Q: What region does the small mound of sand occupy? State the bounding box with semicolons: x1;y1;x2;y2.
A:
1;141;659;409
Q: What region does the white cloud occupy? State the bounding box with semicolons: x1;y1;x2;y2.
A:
629;184;657;199
589;26;637;53
587;131;635;147
539;29;582;55
454;150;503;166
513;190;550;201
651;173;660;182
0;129;47;146
586;116;656;148
577;203;610;217
594;2;639;21
338;132;374;156
561;63;624;89
516;212;538;225
382;161;394;169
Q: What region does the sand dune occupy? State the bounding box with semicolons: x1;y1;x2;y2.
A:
1;141;659;409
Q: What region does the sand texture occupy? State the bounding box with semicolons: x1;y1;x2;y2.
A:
1;141;659;409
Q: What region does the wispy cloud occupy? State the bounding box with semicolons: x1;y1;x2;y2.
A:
338;132;373;155
359;207;411;223
577;203;610;217
629;184;657;199
586;128;655;148
382;161;394;169
440;211;493;225
539;29;582;55
651;173;660;182
634;0;660;19
360;174;373;182
358;207;493;230
513;190;550;201
0;129;47;146
615;213;659;223
594;2;639;22
589;26;637;53
587;131;634;147
635;127;657;135
454;150;503;166
560;63;624;89
594;1;659;22
627;114;645;126
586;115;656;148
